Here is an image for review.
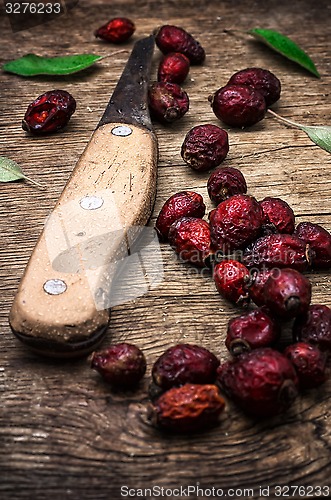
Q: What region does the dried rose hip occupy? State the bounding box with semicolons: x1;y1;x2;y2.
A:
90;343;146;388
263;268;312;320
181;124;229;172
155;25;205;65
293;304;331;352
284;342;327;389
213;260;250;305
158;52;190;84
168;217;211;267
243;234;311;272
155;191;205;241
148;82;189;123
94;17;135;43
226;308;280;355
260;197;295;234
247;268;273;307
209;84;266;128
207;166;247;205
149;383;225;432
294;222;331;269
209;194;263;253
227;67;281;106
152;344;220;390
22;90;76;135
217;347;298;417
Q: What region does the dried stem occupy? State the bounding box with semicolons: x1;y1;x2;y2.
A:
267;109;304;129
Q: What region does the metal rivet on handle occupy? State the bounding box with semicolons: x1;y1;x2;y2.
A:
111;125;132;137
43;279;67;295
80;195;104;210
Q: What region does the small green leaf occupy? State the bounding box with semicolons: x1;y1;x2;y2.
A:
2;53;103;76
248;28;320;78
301;125;331;154
0;156;44;187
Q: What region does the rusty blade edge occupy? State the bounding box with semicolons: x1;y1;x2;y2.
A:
97;35;155;131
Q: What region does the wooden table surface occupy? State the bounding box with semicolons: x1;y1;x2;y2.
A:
1;0;331;498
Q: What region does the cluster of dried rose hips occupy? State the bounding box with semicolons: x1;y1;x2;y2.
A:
148;25;205;124
153;154;331;425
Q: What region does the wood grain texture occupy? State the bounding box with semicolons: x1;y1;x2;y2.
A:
1;0;331;498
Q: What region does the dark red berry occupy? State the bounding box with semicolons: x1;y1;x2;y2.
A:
207;166;247;205
263;268;312;320
260;197;295;234
293;304;331;352
181;124;229;172
226;309;280;355
148;82;189;123
168;217;211;267
94;17;135;43
152;344;220;390
217;347;299;417
90;343;146;388
149;384;225;432
213;260;250;305
22;90;76;135
155;25;205;65
155;191;206;241
243;233;311;272
209;84;266;128
158;52;190;84
227;67;281;106
284;342;327;389
294;222;331;269
247;268;273;307
209;194;263;253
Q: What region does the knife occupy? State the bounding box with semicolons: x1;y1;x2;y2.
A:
9;35;158;358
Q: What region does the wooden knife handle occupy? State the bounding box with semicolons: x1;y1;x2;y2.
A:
9;123;158;357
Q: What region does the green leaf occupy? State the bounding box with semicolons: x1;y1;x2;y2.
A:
267;110;331;155
301;125;331;154
248;28;320;78
0;156;44;187
2;53;103;76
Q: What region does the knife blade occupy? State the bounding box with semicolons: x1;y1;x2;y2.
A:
9;35;158;358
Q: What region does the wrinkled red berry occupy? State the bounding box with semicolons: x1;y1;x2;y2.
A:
263;268;312;320
227;67;281;106
152;344;220;390
247;268;273;307
209;194;263;253
168;217;211;267
155;25;205;65
148;82;189;123
155;191;205;241
90;343;146;387
284;342;327;389
294;222;331;269
243;233;311;272
94;17;135;43
158;52;190;84
260;197;295;234
181;124;229;172
217;347;298;417
226;309;280;355
293;304;331;352
213;260;250;305
207;166;247;205
22;90;76;135
209;84;266;127
149;384;225;432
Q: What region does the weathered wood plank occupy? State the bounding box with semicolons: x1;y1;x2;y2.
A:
1;0;331;498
